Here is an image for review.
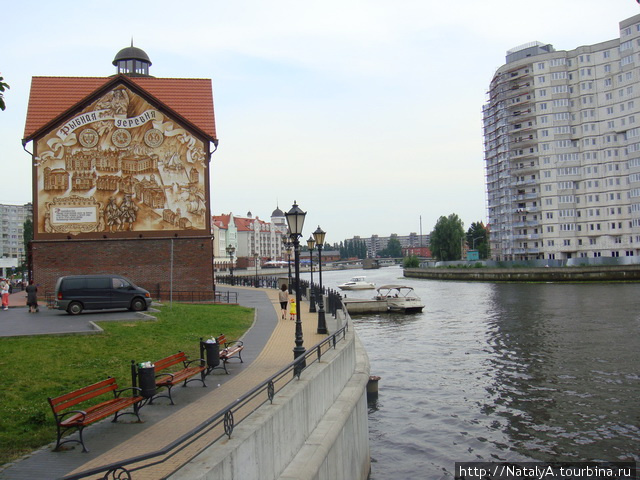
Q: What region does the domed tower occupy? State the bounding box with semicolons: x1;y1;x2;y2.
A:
271;205;286;228
112;42;152;77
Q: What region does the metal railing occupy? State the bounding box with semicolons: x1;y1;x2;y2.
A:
60;323;350;480
153;290;238;304
44;290;239;308
216;275;343;318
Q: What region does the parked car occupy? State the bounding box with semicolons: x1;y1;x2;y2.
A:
54;274;152;315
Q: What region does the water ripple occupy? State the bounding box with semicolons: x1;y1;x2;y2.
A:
318;269;640;477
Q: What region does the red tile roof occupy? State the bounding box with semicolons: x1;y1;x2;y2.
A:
234;217;255;232
212;214;270;232
23;75;217;142
213;214;230;229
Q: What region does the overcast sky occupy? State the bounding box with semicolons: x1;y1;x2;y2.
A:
2;0;639;244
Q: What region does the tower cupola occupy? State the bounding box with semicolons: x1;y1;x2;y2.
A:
112;42;152;77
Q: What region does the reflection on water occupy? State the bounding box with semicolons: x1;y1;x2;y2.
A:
306;268;640;479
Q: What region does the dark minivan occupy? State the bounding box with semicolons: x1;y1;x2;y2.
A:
54;274;152;315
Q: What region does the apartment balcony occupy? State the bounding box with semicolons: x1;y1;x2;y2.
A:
515;192;540;201
513;178;537;186
510;136;536;148
512;220;541;228
513;234;540;240
513;248;540;255
513;163;538;174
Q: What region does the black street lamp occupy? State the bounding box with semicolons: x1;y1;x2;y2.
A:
282;235;293;294
313;225;327;334
253;252;259;288
285;201;307;365
307;236;316;313
226;244;236;286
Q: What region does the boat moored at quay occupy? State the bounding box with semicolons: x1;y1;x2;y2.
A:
343;284;424;314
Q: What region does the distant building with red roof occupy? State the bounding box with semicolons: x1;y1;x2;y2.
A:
213;208;288;269
23;44;218;293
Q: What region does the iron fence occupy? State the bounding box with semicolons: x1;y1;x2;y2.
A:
153;289;238;304
60;323;350;480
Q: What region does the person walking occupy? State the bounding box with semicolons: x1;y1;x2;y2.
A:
278;284;289;320
26;281;39;313
0;278;9;310
289;298;296;321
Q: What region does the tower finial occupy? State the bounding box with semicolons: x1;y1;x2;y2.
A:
131;37;134;47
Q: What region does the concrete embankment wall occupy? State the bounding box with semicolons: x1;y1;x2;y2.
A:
170;327;371;480
404;265;640;282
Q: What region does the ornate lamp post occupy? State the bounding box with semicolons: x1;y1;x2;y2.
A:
313;226;327;334
253;252;259;288
285;201;307;365
307;235;316;313
226;244;236;286
282;235;293;294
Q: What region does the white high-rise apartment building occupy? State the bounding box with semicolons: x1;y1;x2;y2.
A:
0;203;32;263
483;14;640;262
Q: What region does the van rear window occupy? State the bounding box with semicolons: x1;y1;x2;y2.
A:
86;278;110;289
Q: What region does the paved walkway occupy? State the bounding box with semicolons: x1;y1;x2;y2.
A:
0;286;325;480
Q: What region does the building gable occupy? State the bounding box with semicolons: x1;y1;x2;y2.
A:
30;79;212;238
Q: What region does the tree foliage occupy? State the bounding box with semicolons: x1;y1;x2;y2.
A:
337;238;367;259
429;214;465;261
403;255;420;268
379;238;402;257
0;75;9;111
466;221;489;260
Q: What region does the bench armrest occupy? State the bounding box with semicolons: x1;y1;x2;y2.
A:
57;409;87;423
222;340;243;348
115;386;142;398
156;372;175;381
184;358;206;367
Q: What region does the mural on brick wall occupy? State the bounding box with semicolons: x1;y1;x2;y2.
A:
35;85;207;235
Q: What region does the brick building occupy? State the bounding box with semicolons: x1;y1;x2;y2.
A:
22;45;218;294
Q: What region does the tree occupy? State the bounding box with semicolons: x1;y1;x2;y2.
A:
466;222;489;260
403;255;420;268
429;214;465;261
0;75;9;111
338;238;367;259
380;238;402;257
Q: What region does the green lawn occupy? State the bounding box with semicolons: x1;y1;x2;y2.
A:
0;303;254;466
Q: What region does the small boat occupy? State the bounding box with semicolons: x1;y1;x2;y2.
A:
338;276;376;290
374;285;424;313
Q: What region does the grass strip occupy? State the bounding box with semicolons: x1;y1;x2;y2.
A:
0;302;254;466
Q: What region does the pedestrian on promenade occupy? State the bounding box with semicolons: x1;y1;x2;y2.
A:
278;284;289;320
0;278;9;310
289;298;296;321
26;281;39;313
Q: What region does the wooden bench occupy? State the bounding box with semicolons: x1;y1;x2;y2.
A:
216;334;244;374
152;351;207;405
47;377;143;453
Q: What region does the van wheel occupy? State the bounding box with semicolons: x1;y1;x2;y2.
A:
67;302;83;315
130;298;146;312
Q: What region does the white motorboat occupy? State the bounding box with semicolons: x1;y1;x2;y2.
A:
338;276;376;290
374;285;425;313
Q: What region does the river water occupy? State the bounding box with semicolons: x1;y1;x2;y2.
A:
303;266;640;479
